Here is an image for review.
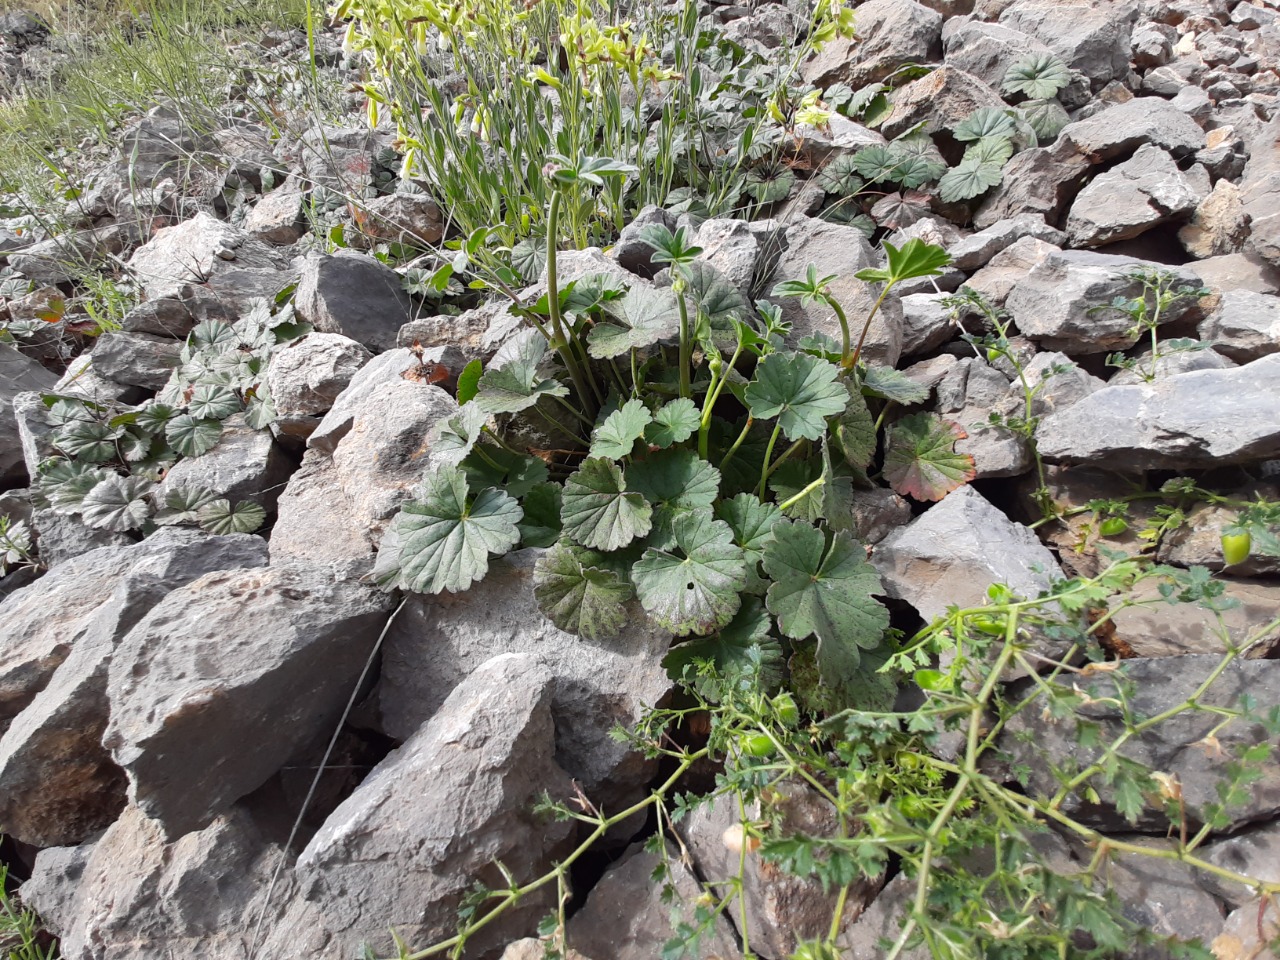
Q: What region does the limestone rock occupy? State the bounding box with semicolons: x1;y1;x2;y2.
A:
963;236;1059;306
900;292;957;357
294;251;417;353
1180;179;1252;258
9;224;140;285
265;332;372;442
1238;107;1280;266
103;564;393;838
1199;821;1280;908
946;214;1066;272
800;0;942;89
999;0;1135;87
155;413;294;510
941;19;1056;92
1107;578;1280;658
127;212;285;301
244;187;307;245
351;192;445;246
880;67;1008;140
1213;898;1280;960
0;344;57;485
1198;289;1280;362
120;298;195;339
973;146;1090;230
1057;97;1208;163
1036;354;1280;468
1064;145;1204;247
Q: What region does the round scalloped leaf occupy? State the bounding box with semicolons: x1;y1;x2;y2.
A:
243;388;276;430
134;402;179;435
54;420;119;463
432;405;489;467
715;492;784;594
937;158;1005;204
395;465;523;594
870;191;931;229
197;498;267;535
1020;98;1071;145
560;457;653;551
627;449;721;550
587;285;680;360
661;597;783;693
589;399;652;460
763;521;888;677
744;351;847;442
533;539;636;641
187;384;241;420
743;163;796;203
155;484;219;525
474;329;570;414
883;412;977;502
1003;52;1071;101
517;481;562;548
645;398;701;448
165;415;223;458
632;511;746;637
836;388;877;471
80;475;154;532
964;136;1014;168
188;320;237;352
815;154;866;197
952;107;1019;143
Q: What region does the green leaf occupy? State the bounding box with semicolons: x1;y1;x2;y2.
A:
459;445;548;499
395;465;523;594
637;224;702;267
790;641;898;714
1003;52;1071;100
744;351;847;442
39;459;110;512
683;261;749;335
646;398;701;448
836;388;877;470
763;522;889;680
455;359;484;405
860;365;929;405
155;484;218;524
851;144;916;186
533;539;635;641
187;384;240;420
715;492;784;594
588;285;680;359
54;420;119;462
188;320;236;352
628;449;721;550
119;429;153;462
165;415;223;458
964;136;1014;167
589;398;652;459
560;457;653;551
197;498;266;534
883;412;976;501
815;154;865;197
433;405;489;467
243;389;276;430
80;475;154;531
662;597;783;690
953;107;1019;143
134;401;179;434
632;511;746;636
518;481;562;548
511;237;548;281
855;238;952;286
474;329;570;414
743;163;795;203
937;158;1005;203
1020;98;1071;144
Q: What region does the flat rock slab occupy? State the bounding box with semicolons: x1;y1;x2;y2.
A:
294;251;417;353
1036;354;1280;469
104;563;392;838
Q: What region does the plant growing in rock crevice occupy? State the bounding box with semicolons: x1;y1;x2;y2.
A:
375;156;971;713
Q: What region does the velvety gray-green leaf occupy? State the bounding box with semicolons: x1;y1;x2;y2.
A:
533;539;635;641
560;457;653;551
589;398;652;459
632;511;746;636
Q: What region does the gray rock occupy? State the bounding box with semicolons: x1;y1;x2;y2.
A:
941;19;1057;92
21;804;294;960
120;298;195;339
692;217;781;298
127;212;285;301
999;0;1134;87
1159;498;1280;576
1107;578;1280;658
1188;251;1280;295
29;506;133;569
880;66;1009;140
199;265;300;317
89;331;183;389
765;218;901;367
1101;837;1228;953
1018;350;1106;418
0;10;49;49
8;223;139;285
1037;354;1280;468
0;344;57;485
294;251;416;353
1006;249;1202;354
1057;97;1208;162
1132;21;1176;67
351;192;445;246
1064;144;1205;247
1000;656;1280;831
397;302;506;356
684;781;883;958
244;187;308;244
872;485;1062;622
1108;346;1239;387
800;0;942;89
103;564;392;838
566;842;742;960
306;347;419;453
0;529;267;846
378;550;671;806
1199;821;1280;907
963;236;1060;306
611;205;677;279
1214;898;1280;960
972;146;1090;229
265;332;372;442
1180;178;1252;259
946;215;1067;272
156;413;294;509
262;654;577;959
839;873;929;960
297;123;395;193
900;292;957;357
1199;289;1280;361
850;486;913;545
790;115;885;167
936;359;1032;479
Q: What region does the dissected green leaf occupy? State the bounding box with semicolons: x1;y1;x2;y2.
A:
662;597;783;692
533;539;636;641
1003;52;1071;100
197;498;266;534
590;398;652;460
474;329;569;414
855;238;953;286
646;398;701;448
80;475;154;531
187;384;240;420
432;405;490;466
588;285;680;359
883;412;977;501
560;457;653;551
836;388;877;470
632;511;746;636
789;641;898;715
628;449;721;550
395;465;523;593
763;522;889;683
860;365;929;405
744;351;846;442
165;415;223;458
518;481;562;548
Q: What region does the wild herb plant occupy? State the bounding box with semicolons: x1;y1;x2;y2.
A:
376;156;970;713
1099;269;1211;382
0;864;56;960
388;559;1280;960
0;517;38;580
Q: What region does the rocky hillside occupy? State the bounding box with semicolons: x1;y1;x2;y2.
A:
2;0;1280;957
